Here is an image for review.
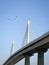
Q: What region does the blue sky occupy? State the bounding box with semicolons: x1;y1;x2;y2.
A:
0;0;49;65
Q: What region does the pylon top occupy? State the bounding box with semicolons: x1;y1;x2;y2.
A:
28;19;30;25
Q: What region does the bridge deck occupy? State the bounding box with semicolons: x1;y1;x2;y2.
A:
3;31;49;65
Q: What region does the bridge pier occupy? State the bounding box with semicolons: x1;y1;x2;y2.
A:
38;50;44;65
37;49;47;65
25;55;30;65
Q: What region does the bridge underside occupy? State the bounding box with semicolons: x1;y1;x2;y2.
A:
3;32;49;65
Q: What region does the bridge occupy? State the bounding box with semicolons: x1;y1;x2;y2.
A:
3;20;49;65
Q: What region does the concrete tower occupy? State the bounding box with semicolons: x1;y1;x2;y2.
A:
27;19;30;43
10;40;14;55
22;19;30;46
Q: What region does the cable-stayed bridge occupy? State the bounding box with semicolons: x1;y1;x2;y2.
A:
3;20;49;65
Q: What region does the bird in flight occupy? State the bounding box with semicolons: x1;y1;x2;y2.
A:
8;16;18;22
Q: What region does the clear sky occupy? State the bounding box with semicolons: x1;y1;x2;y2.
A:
0;0;49;65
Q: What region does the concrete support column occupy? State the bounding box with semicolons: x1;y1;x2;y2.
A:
25;55;30;65
38;51;44;65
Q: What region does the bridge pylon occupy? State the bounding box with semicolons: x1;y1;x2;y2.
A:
24;19;30;65
10;40;14;56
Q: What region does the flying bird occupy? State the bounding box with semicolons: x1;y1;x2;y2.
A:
8;16;18;22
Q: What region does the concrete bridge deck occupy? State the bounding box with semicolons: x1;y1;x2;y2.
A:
3;31;49;65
